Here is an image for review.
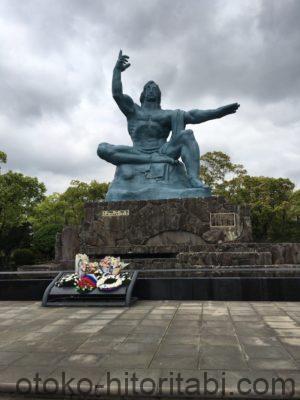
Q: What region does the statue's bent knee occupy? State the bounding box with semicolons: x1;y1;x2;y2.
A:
97;143;114;161
178;129;195;143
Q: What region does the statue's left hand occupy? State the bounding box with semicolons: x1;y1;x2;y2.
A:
220;103;240;116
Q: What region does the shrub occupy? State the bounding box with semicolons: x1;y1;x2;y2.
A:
12;248;36;266
32;223;62;259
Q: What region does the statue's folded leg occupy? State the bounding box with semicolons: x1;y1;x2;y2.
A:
162;130;208;188
97;143;151;165
97;142;176;166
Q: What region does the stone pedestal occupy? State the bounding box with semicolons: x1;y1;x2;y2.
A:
80;197;252;257
54;197;300;273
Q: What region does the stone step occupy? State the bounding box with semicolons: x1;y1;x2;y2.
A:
177;251;272;266
137;264;300;278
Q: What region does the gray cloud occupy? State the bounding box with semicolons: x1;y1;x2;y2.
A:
0;0;299;193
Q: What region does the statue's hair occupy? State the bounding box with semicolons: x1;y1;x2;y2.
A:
140;81;161;105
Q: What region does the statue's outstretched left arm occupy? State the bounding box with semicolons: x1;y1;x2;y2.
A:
184;103;240;124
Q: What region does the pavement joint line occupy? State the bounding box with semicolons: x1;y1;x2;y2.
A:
146;302;180;368
227;302;253;371
196;301;204;369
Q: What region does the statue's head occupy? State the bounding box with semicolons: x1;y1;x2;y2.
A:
140;81;161;106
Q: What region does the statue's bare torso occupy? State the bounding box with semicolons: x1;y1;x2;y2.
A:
127;107;172;151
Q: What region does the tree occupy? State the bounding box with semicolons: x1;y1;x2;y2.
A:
0;150;7;174
30;180;109;259
0;171;46;262
219;175;295;241
200;151;247;191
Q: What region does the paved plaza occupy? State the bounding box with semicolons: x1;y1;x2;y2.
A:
0;301;300;398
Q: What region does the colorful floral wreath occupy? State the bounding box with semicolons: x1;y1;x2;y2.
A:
97;274;123;291
75;274;98;293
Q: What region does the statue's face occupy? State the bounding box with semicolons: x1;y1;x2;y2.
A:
144;82;159;102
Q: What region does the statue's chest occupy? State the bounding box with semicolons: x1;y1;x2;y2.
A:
129;111;169;134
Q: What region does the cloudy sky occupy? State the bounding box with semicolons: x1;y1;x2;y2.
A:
0;0;299;193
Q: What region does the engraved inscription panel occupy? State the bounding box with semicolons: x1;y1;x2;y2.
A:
101;210;130;217
210;212;236;227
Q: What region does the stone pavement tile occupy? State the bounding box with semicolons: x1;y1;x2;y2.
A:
51;318;80;326
84;333;127;343
163;335;200;345
164;329;200;337
11;352;67;367
100;309;124;314
150;355;198;370
200;334;239;346
66;314;90;320
199;346;248;371
70;325;104;334
98;325;135;335
231;316;262;322
132;326;167;335
200;326;235;336
169;319;201;327
2;341;43;353
202;315;230;322
279;337;300;346
74;309;101;315
202;310;228;316
266;321;299;329
77;319;111;326
242;344;292;359
99;353;153;369
274;328;300;337
165;326;199;336
248;358;298;370
117;313;145;320
58;353;105;367
234;322;274;337
157;344;199;357
238;335;281;346
124;334;163;344
0;352;25;366
264;316;294;321
109;320;140;327
32;337;88;353
176;310;201;315
150;309;176;315
202;321;234;328
37;325;71;333
172;315;201;321
147;314;174;320
139;320;169;327
111;342;158;355
279;337;300;360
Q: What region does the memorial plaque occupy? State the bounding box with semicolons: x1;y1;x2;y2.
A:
101;209;130;217
210;212;236;227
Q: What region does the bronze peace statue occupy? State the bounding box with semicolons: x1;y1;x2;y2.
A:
98;50;239;201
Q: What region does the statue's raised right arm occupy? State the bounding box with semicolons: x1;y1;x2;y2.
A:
184;103;240;125
112;50;135;116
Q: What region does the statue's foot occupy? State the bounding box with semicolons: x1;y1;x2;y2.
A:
188;176;209;189
151;154;177;164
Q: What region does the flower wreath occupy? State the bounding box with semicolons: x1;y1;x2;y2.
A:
97;274;123;291
56;273;79;288
75;274;97;293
